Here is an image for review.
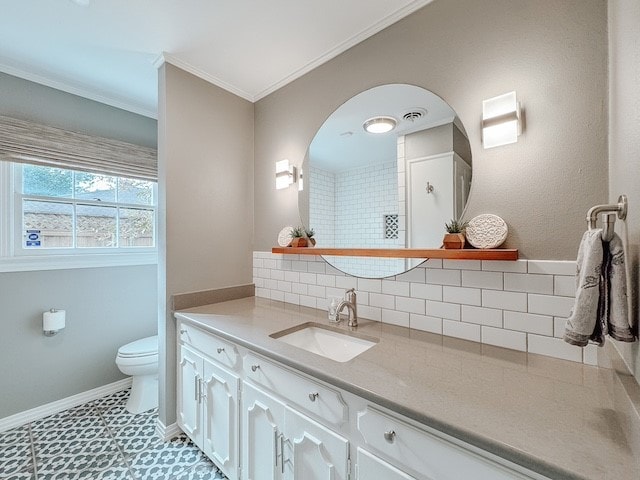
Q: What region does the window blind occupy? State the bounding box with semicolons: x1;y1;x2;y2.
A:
0;115;157;181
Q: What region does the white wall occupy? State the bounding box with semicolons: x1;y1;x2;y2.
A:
157;63;254;427
609;0;640;381
0;73;158;419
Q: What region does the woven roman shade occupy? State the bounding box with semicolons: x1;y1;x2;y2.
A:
0;115;157;181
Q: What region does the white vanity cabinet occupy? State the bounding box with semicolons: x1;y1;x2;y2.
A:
242;382;350;480
177;327;240;480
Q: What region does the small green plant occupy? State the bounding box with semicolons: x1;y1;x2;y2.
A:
290;226;305;238
444;219;469;234
305;228;315;238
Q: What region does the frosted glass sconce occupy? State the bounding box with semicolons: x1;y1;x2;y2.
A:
482;91;522;149
275;159;297;190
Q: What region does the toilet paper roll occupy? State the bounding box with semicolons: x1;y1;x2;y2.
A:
43;310;65;332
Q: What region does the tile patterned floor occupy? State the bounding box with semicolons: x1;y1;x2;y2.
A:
0;389;227;480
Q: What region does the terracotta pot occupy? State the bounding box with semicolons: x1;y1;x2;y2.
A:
289;237;308;247
443;233;466;249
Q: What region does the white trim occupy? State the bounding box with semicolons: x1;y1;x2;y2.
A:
0;62;156;119
253;0;435;101
156;419;182;441
0;251;158;273
0;377;132;433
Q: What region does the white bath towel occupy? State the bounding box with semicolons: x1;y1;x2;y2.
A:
564;229;635;347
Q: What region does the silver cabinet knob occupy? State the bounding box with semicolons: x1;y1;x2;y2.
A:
384;430;396;443
217;347;224;354
251;364;260;372
308;392;319;402
180;329;187;334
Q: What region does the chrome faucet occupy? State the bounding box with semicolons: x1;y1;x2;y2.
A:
337;288;358;327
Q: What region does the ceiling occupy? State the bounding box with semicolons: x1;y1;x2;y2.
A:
0;0;433;118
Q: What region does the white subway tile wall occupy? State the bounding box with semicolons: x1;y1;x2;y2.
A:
253;252;594;364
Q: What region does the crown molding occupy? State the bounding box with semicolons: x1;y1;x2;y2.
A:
253;0;434;101
0;62;157;119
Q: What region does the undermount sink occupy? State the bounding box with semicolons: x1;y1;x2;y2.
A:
270;322;378;362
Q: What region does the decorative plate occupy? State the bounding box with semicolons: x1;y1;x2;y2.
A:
465;214;508;249
277;226;294;247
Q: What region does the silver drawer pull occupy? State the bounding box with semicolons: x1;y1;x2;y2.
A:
217;347;225;354
251;364;260;372
308;392;319;402
384;430;396;443
180;329;187;334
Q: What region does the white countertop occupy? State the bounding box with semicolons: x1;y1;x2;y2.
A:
176;296;638;480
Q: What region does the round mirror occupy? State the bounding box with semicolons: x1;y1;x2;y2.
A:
299;84;472;278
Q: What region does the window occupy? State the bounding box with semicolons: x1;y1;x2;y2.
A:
0;162;157;272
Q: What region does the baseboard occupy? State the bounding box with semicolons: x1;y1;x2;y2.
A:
156;419;182;440
0;377;132;433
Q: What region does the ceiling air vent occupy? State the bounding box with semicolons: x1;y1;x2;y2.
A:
402;108;427;122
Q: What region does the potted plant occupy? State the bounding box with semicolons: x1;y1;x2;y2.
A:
289;226;308;247
305;228;316;246
443;219;468;249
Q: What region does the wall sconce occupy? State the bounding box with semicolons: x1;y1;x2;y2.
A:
482;91;522;149
275;159;297;190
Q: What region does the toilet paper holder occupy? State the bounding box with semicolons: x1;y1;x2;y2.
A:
43;308;66;337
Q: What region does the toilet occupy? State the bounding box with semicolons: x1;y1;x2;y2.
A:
115;335;159;414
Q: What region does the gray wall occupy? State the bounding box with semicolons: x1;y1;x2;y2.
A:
608;0;640;381
157;64;254;427
254;0;608;260
0;266;157;418
0;74;158;419
405;124;455;160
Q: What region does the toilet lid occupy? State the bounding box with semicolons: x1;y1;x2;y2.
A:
118;335;158;357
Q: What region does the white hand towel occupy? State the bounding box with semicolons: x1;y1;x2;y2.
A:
564;229;635;347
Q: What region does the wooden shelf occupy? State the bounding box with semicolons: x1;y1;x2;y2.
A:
271;247;518;261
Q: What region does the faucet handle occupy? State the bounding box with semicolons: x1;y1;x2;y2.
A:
345;288;356;302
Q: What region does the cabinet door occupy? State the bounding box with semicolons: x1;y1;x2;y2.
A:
284;406;349;480
242;383;286;480
177;345;202;447
356;447;417;480
202;358;240;480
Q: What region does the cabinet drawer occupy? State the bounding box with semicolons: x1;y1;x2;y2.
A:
179;322;239;370
357;406;534;480
243;352;348;427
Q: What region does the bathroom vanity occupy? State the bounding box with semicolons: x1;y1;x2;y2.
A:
175;297;637;480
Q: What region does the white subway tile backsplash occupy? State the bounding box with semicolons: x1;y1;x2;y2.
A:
382;309;410;328
253;252;590;365
396;267;426;283
504;273;553;294
426;268;461;286
370;293;395;310
395;296;425;315
503;311;553;336
410;283;442;301
461;305;503;327
410;314;442;334
583;345;599;366
443;259;481;270
482;259;528;273
482;290;527;312
462;270;503;290
382;280;410;296
554;275;575;297
426;301;461;321
481;326;527;351
358;278;382;293
443;286;481;306
528;294;574;317
527;260;576;276
359;305;382;321
527;334;582;362
553;317;567;338
442;320;481;342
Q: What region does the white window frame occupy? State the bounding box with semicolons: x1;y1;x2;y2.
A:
0;162;158;272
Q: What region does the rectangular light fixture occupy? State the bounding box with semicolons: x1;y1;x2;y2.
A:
275;159;297;189
482;91;522;149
